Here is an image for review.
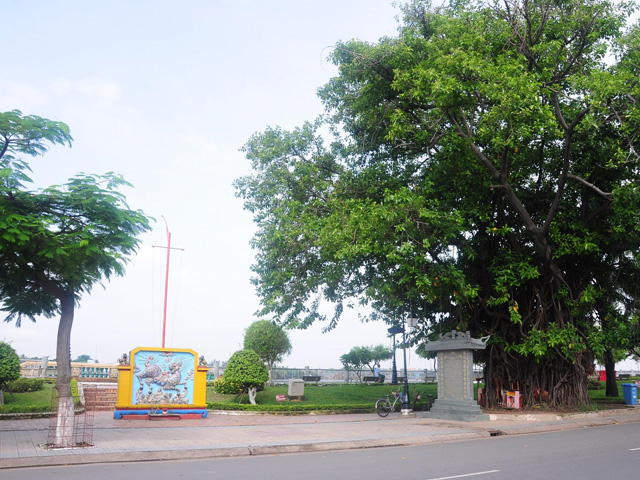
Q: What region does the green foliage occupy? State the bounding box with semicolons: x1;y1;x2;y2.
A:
235;0;640;407
73;354;94;363
0;109;152;326
221;350;269;392
0;109;72;189
70;378;78;398
0;109;151;431
5;377;44;393
0;403;51;414
244;320;292;369
0;171;152;326
0;341;21;385
211;377;246;395
340;345;392;381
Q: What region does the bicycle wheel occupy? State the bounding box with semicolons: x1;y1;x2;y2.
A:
425;394;434;411
412;394;426;412
376;398;392;417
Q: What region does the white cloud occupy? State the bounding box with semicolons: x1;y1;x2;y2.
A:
0;82;48;111
73;78;121;103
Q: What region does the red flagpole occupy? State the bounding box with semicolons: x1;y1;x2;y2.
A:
161;219;171;349
153;216;183;349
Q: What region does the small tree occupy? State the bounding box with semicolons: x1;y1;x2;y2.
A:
340;345;392;382
221;349;268;404
340;346;369;382
368;344;393;371
244;320;292;385
0;110;151;446
0;341;21;404
73;354;94;363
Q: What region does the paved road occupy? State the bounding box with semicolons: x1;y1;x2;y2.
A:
1;407;639;471
2;422;638;479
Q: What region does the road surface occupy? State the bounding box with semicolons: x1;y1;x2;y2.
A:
2;422;638;479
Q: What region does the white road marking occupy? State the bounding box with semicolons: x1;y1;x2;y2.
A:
630;447;640;451
427;470;500;480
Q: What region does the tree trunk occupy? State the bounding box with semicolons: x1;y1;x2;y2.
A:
268;361;274;386
248;387;257;405
483;344;591;409
54;291;75;447
604;350;619;397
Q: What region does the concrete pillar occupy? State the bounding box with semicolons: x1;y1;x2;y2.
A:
40;356;49;377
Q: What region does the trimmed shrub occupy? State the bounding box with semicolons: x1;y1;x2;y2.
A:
0;342;21;386
212;377;245;395
5;377;44;393
223;349;268;391
216;349;269;404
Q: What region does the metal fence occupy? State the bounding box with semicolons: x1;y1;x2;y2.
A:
46;386;96;449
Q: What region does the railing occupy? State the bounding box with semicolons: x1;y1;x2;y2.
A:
22;362;492;384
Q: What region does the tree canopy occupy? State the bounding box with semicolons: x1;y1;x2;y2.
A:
236;0;640;407
73;354;96;363
340;344;393;382
244;319;292;385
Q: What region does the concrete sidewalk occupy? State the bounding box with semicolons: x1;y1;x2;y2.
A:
1;407;639;469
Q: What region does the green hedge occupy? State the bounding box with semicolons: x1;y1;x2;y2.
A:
5;377;44;393
0;404;51;414
207;402;374;413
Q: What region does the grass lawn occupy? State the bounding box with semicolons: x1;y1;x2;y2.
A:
207;382;439;406
588;380;637;404
0;381;54;413
2;378;636;413
208;379;636;409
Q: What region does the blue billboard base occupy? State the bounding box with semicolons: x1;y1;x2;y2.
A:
114;408;208;419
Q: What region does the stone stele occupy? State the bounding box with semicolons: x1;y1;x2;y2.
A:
423;331;490;421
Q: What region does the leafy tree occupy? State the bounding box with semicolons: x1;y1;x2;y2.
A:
0;341;21;403
236;1;640;407
0;110;151;445
219;349;269;404
340;345;392;382
368;344;393;370
243;320;292;385
340;347;369;382
72;354;94;363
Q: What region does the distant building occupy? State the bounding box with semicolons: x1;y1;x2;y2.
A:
20;358;118;380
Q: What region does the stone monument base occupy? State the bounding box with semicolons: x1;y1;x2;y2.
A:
429;399;489;422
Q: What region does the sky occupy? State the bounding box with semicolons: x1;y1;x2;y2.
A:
1;1;638;373
0;0;437;371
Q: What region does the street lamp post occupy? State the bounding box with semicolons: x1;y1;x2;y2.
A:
388;322;411;413
387;325;403;385
401;317;411;413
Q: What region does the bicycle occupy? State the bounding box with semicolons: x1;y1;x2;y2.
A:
375;390;403;417
412;392;434;412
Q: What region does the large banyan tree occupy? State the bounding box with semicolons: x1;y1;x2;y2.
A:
235;0;640;407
